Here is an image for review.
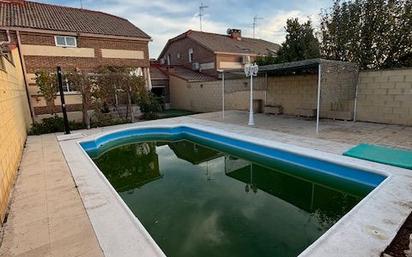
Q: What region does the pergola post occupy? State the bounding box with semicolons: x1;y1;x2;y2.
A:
353;73;359;122
264;72;268;105
316;63;321;134
222;71;225;120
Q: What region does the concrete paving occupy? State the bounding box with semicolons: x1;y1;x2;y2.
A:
59;117;412;257
0;134;103;257
1;111;411;257
192;110;412;150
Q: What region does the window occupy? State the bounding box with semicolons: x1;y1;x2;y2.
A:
166;54;171;65
177;52;181;59
62;78;73;92
188;48;193;63
1;46;14;65
55;36;77;47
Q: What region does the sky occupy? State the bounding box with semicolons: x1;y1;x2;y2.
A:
38;0;332;58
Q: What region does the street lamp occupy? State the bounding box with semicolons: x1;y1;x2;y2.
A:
244;63;258;126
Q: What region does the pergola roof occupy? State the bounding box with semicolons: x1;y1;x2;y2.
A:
258;58;355;72
218;58;359;133
221;58;357;78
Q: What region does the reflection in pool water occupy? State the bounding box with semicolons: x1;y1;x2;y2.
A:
93;140;369;257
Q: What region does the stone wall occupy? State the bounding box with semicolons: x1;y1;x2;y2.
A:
320;62;358;120
169;64;411;126
356;68;412;125
169;75;266;112
266;74;318;115
0;48;32;222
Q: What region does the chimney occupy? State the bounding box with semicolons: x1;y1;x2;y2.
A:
227;28;242;40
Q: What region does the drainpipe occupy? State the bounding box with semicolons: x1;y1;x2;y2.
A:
16;30;35;122
0;30;12;46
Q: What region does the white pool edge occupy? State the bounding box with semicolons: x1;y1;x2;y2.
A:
59;121;412;257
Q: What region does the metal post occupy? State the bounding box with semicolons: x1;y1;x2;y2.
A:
222;71;225;120
57;66;70;134
353;69;359;122
248;74;254;126
264;72;268;105
316;64;321;134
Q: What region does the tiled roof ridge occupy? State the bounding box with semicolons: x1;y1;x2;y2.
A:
10;0;131;22
187;29;275;43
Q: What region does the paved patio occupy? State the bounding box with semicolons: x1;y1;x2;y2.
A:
193;110;412;150
0;112;411;257
0;134;103;257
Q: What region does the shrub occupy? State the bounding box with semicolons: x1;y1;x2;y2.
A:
29;115;84;135
137;91;162;120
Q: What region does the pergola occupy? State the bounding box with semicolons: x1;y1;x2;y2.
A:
219;58;359;134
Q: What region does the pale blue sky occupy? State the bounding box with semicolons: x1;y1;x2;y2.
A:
37;0;332;57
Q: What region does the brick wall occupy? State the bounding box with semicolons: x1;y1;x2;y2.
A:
19;31;150;72
0;29;151;121
169;75;266;112
160;37;215;70
356;68;412;125
0;48;32;223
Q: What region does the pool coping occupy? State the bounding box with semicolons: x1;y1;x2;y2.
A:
58;121;412;257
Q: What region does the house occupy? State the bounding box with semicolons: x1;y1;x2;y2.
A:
0;0;151;121
150;60;217;108
158;29;280;77
150;60;170;105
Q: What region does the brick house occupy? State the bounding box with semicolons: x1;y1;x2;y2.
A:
0;0;151;121
158;29;280;77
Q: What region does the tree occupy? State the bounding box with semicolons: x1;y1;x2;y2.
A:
35;70;57;115
256;18;320;65
320;0;412;69
276;18;320;63
96;67;146;122
66;69;93;129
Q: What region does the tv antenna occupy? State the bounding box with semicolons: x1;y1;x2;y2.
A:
252;15;263;38
197;2;208;31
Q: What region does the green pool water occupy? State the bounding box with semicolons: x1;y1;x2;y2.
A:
92;140;370;257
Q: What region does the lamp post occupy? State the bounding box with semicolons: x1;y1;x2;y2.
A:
218;69;225;120
244;63;258;126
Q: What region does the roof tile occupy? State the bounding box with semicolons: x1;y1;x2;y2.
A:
187;30;280;55
0;0;150;39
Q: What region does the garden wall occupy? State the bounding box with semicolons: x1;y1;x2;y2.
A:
0;48;32;222
356;68;412;126
169;75;266;113
266;74;317;115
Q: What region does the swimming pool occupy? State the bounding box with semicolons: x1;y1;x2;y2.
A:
80;125;387;257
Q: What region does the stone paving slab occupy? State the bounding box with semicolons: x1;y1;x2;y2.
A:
59;117;412;257
192;111;412;150
1;111;410;257
0;134;103;257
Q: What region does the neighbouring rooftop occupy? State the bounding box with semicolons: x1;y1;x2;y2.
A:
0;0;150;38
159;29;281;58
